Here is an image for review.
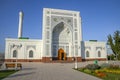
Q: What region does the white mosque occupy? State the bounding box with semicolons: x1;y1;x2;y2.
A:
5;8;107;62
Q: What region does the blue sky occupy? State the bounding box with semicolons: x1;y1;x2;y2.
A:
0;0;120;53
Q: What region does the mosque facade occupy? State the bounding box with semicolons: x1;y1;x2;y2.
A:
5;8;107;62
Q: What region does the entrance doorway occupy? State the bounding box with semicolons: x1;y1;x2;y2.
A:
58;48;66;60
61;53;64;60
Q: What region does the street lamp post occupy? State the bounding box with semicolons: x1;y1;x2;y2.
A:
70;28;78;69
74;47;79;69
71;44;77;69
74;57;78;69
16;44;22;70
10;44;22;70
15;49;18;70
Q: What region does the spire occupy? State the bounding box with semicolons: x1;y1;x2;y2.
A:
18;11;23;38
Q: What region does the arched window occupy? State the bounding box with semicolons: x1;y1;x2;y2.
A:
13;50;17;58
29;50;33;58
98;51;101;57
86;51;89;57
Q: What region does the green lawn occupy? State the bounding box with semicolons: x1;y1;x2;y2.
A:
0;70;18;79
103;72;120;80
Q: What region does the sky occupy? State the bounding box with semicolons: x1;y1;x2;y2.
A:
0;0;120;53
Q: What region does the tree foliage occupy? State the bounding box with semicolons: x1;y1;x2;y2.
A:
107;54;115;60
107;30;120;60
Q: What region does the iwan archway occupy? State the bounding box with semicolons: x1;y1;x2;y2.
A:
52;22;72;60
42;8;82;62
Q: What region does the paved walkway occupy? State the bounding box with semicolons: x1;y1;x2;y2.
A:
2;62;103;80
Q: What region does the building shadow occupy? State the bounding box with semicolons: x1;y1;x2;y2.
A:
8;72;36;78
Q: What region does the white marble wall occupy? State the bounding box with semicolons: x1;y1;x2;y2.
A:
5;38;42;60
81;41;107;59
42;8;82;57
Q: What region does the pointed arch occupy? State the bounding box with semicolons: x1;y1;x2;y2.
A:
52;21;72;33
27;47;35;59
86;51;89;57
98;51;101;57
52;21;72;43
52;21;72;57
29;50;33;58
13;50;17;58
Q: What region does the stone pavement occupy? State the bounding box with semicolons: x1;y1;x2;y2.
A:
2;62;103;80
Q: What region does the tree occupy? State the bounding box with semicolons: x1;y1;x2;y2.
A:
107;30;120;60
107;54;115;60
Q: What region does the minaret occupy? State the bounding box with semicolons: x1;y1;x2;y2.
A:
18;11;23;38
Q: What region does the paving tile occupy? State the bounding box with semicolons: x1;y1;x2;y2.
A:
2;62;103;80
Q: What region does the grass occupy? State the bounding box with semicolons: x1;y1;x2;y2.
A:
0;70;18;79
103;73;120;80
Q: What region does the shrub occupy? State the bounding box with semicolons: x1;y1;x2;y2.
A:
85;64;100;70
77;67;85;71
100;63;110;69
83;69;92;74
109;64;119;69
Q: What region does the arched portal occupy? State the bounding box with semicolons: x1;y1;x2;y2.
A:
58;48;66;60
52;22;72;58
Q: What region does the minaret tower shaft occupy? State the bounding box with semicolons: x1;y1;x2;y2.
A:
18;11;23;38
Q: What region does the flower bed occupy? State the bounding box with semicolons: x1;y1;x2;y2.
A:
76;63;120;80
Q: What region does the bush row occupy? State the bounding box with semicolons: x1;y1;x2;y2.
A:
84;63;120;70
